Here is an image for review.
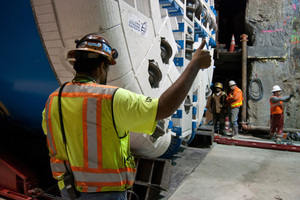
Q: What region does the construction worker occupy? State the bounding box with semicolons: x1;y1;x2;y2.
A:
42;33;211;200
269;85;294;143
226;80;243;137
207;82;227;135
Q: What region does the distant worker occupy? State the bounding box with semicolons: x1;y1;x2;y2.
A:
42;33;211;200
207;82;227;135
226;80;243;137
269;85;294;142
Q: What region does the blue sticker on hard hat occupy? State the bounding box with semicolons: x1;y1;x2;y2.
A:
78;41;88;48
88;42;102;47
102;43;111;54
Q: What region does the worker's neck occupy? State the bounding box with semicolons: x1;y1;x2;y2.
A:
75;73;97;83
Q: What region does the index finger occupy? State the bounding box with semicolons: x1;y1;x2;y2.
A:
199;39;206;50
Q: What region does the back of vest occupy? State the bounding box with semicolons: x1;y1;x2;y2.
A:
44;82;135;192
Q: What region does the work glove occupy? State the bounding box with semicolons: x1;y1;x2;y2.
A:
290;93;295;98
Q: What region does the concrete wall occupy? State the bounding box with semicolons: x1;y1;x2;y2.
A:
245;0;300;128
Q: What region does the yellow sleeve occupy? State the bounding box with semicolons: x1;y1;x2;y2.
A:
113;88;158;135
42;108;47;135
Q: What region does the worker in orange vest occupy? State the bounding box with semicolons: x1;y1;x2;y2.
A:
226;80;243;137
42;33;211;200
269;85;294;143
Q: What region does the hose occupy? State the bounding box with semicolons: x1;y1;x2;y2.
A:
248;78;263;102
195;0;203;20
127;190;140;200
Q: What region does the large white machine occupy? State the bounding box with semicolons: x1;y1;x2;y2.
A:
31;0;217;158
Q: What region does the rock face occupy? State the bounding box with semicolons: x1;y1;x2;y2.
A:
245;0;300;128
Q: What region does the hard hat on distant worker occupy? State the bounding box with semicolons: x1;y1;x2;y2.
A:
228;80;236;86
271;85;282;93
67;33;118;66
214;82;223;89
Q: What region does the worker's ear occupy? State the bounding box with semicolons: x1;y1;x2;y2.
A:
98;62;106;74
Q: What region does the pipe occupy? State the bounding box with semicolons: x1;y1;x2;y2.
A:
241;34;248;122
241;122;300;133
238;35;300;133
214;136;300;153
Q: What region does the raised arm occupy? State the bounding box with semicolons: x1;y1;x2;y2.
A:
270;94;293;103
156;40;211;120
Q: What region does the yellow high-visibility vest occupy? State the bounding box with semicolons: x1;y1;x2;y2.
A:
43;82;135;192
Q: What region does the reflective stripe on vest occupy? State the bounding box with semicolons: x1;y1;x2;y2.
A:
50;158;70;179
270;95;283;114
45;82;135;192
50;161;135;182
231;101;243;107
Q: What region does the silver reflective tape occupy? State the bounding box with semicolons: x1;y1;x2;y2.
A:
271;102;282;107
87;98;98;169
73;171;135;182
87;186;98;192
50;162;68;172
62;84;116;96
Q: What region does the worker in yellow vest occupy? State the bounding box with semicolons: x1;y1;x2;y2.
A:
269;85;294;143
42;33;211;200
226;80;243;137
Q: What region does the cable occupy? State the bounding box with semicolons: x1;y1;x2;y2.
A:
29;184;62;200
248;78;264;102
127;190;139;200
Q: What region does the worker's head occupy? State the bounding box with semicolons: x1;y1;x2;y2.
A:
214;82;223;92
272;85;281;96
228;80;236;90
67;33;118;84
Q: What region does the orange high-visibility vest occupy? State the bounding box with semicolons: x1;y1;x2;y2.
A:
227;87;243;108
270;95;283;114
43;82;135;193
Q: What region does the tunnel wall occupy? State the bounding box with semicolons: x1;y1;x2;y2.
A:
245;0;300;128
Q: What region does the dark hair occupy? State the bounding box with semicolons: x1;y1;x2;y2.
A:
74;52;108;74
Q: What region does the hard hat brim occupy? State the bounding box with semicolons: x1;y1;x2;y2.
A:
271;89;281;92
67;48;116;66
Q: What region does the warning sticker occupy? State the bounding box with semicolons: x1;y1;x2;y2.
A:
128;13;148;37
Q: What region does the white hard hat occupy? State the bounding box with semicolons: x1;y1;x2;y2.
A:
229;80;236;86
271;85;281;92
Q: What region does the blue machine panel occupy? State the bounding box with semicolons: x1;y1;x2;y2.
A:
0;1;59;132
